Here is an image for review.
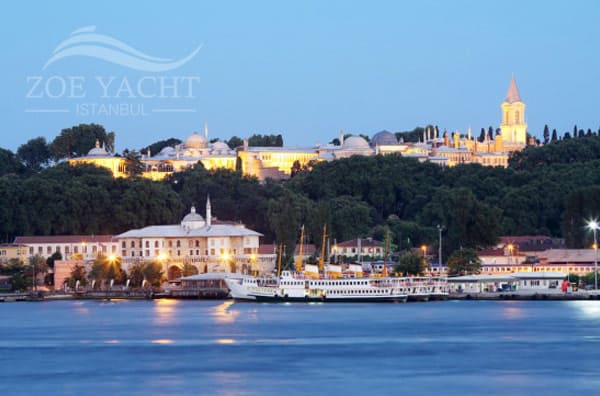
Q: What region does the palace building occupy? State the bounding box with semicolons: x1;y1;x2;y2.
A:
67;76;530;180
114;196;276;280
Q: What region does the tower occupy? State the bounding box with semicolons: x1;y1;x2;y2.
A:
206;194;212;227
500;75;527;145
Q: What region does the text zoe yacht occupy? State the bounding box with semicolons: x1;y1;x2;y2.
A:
226;270;448;303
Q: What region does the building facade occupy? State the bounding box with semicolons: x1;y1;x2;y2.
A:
115;197;276;279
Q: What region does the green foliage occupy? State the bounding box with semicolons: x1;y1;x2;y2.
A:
226;136;244;149
562;186;600;248
17;137;52;172
447;248;481;276
66;263;88;289
46;251;62;269
88;254;125;287
50;123;115;160
142;261;166;287
182;262;199;276
394;252;424;276
248;134;283;147
0;148;25;176
140;138;182;156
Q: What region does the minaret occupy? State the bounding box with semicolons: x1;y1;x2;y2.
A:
206;194;212;227
500;75;527;145
339;130;344;146
204;122;209;139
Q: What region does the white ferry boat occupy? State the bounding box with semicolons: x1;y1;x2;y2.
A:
226;270;414;302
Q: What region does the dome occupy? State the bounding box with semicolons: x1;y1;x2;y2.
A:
159;146;175;155
183;132;207;149
181;206;205;229
342;136;370;150
211;141;230;151
371;130;398;146
87;140;110;157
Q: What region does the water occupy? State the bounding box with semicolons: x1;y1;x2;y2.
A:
1;299;599;395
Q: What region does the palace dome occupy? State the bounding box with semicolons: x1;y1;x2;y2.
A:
183;132;207;149
211;141;230;152
371;130;398;146
181;206;205;230
87;140;110;157
342;136;370;150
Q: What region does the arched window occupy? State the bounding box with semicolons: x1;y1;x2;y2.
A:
515;111;520;124
505;111;509;123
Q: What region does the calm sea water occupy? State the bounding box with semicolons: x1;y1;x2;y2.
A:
1;299;599;395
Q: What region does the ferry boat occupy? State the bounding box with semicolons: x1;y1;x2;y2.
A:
225;270;410;302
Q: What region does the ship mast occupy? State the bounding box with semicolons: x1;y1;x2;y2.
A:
382;229;390;277
319;224;327;272
277;243;283;278
295;225;305;272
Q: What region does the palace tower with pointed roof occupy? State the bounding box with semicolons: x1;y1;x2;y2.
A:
500;75;527;145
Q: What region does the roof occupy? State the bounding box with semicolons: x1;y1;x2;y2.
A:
14;235;115;244
448;271;566;282
337;238;383;248
538;249;598;264
505;75;522;103
116;224;262;239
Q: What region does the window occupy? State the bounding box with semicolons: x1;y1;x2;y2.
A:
195;240;199;247
122;250;126;257
176;240;181;248
155;241;159;248
145;250;150;256
145;241;150;248
38;247;43;254
122;241;126;248
515;111;520;124
131;241;135;248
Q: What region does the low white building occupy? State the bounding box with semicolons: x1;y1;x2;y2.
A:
448;272;566;294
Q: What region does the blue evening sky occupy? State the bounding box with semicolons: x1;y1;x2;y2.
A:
1;0;599;152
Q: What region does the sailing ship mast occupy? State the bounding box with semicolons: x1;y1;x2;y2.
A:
382;229;390;277
295;225;305;272
319;224;327;272
277;243;283;278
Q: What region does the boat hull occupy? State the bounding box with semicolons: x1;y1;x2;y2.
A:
249;294;408;303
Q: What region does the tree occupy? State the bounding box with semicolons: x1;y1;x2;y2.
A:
182;263;199;276
65;263;88;289
487;126;494;140
226;136;244;149
0;148;25;176
543;125;550;144
127;262;145;288
50;123;115;160
123;150;144;178
17;137;52;172
140;138;182;156
394;253;424;276
46;251;62;269
478;128;486;142
447;248;481;276
142;261;166;288
28;254;49;290
551;129;558;142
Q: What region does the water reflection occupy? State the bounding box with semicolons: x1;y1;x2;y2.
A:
501;305;524;320
153;299;179;325
71;301;89;315
212;300;239;324
151;339;174;345
215;338;236;344
570;300;600;319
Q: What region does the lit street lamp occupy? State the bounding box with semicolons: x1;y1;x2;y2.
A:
587;220;599;290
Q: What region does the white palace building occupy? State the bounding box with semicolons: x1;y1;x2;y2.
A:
115;197;276;279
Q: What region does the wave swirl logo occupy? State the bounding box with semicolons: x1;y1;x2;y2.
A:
43;26;202;72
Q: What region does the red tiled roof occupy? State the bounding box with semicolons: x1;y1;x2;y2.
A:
14;235;115;244
337;238;383;248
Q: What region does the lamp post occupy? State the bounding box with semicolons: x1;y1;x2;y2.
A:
507;243;514;270
587;220;599;290
437;225;444;273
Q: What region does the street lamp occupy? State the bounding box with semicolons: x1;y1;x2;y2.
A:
437;225;444;271
507;243;514;269
587;219;599;290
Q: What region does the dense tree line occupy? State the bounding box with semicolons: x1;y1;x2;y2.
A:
2;125;600;269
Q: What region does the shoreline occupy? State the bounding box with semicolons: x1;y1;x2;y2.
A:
3;291;600;302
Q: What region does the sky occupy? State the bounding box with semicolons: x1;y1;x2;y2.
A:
1;0;599;152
